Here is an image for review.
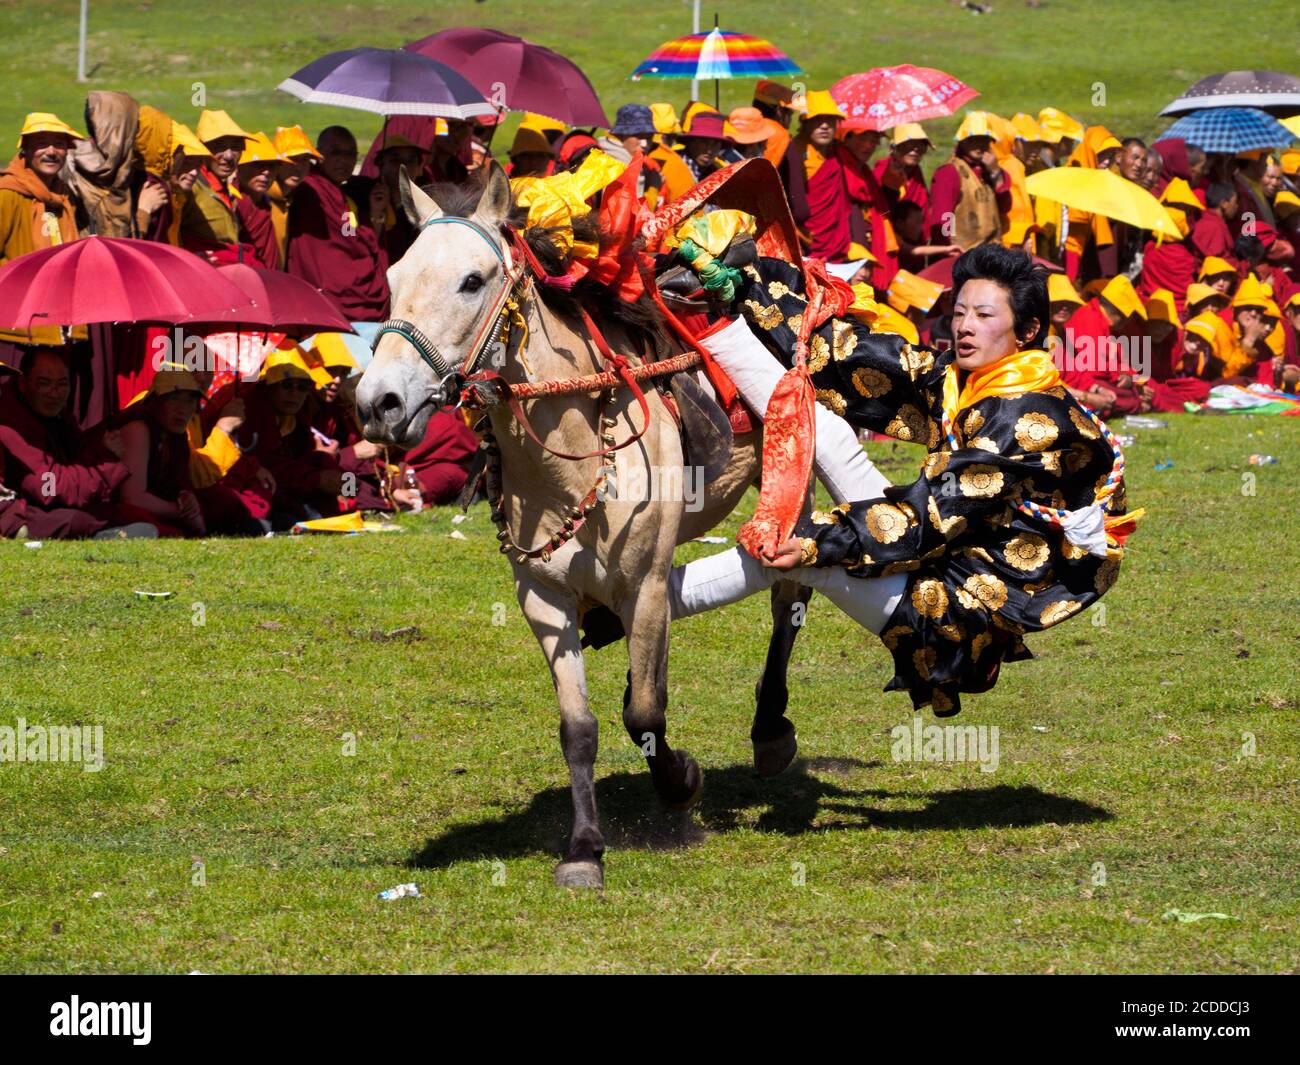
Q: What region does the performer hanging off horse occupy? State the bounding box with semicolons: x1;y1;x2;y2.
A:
355;153;1141;890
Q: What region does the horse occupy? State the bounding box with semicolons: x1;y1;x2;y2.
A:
355;162;807;889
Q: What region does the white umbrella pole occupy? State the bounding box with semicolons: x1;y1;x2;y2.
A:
690;0;700;101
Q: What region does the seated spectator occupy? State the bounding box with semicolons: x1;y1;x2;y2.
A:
287;126;390;324
233;133;282;270
306;333;392;512
0;349;153;539
181;109;256;263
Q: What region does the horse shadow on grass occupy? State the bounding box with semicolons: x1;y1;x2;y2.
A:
406;756;1112;869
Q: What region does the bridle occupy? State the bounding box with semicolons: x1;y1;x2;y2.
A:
370;215;529;408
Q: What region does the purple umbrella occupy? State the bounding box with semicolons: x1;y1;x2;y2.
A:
278;47;496;119
1161;70;1300;117
404;29;608;128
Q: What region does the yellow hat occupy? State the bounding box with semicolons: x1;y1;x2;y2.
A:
1273;189;1300;222
869;303;920;344
1183;282;1216;307
1100;275;1146;319
1145;289;1178;325
1198;255;1236;280
17;111;84;148
1281;148;1300;176
1265;318;1285;355
510;126;553;157
891;122;930;146
1184;312;1227;352
650;103;681;136
307;332;360;372
1037;107;1084;144
197;109;253;145
845;241;878;265
954;111;995;142
682;100;722;130
1010;113;1044;142
1097;134;1123;155
1230;272;1272;309
274;125;321;160
519;112;566;136
1047;273;1083;306
134;105;175;178
798;90;845;122
1285;290;1300;312
260;343;316;384
887;269;945;314
149;369;206;397
171;121;211;158
1236;147;1271;162
1160;178;1201;212
238;132;280;166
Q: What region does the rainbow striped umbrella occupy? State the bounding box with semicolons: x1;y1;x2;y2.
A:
630;28;801;82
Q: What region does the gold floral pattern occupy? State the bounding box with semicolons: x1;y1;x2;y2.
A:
1004;532;1050;572
970;631;992;661
961;573;1008;611
1069;406;1100;439
767;279;792;300
886;403;928;442
931;688;955;714
1039;598;1081;626
969;435;1000;453
936;622;965;642
785;312;802;336
744;300;783;330
1039;449;1062;474
880;624;912;651
959;464;1004;497
867;502;910;543
911;578;949;618
816;388;847;415
1094;557;1120;594
851;365;892;399
798;537;818;566
832;319;859;362
924;450;950;478
913;647;937;679
1064;442;1093;474
1014;411;1060;452
807;333;831;373
962;408;985;436
899;344;934;375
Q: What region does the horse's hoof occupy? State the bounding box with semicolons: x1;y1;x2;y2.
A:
661;753;704;811
554;860;604;890
753;727;798;778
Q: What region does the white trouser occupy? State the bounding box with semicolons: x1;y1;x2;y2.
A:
669;317;906;634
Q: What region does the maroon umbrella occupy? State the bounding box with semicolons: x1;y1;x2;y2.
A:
918;252;1062;291
0;236;259;332
404;28;608;128
215;262;355;336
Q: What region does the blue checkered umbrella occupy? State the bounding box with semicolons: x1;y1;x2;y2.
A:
1160;107;1295;153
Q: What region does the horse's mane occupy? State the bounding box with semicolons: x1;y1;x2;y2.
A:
424;173;676;359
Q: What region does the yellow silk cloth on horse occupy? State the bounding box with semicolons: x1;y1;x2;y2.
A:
510;150;625;260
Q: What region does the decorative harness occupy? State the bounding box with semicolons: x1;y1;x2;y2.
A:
371;215;702;564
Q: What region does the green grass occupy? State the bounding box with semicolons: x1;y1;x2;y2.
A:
2;0;1298;172
0;413;1297;973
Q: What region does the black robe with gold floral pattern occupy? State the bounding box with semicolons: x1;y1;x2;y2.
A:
734;257;1130;716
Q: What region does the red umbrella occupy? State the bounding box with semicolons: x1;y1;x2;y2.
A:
0;236;258;332
831;65;978;132
404;28;608;128
215;262;355;336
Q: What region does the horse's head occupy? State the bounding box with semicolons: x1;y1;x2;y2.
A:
356;161;515;447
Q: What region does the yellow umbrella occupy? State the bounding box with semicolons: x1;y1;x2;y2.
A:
1024;167;1182;240
1281;115;1300;140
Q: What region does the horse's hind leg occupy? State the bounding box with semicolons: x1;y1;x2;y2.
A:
621;584;703;810
516;572;605;889
751;580;809;777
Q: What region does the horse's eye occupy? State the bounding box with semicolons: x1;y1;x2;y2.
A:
460;272;484;294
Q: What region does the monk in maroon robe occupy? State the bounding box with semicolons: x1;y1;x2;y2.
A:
287;127;390;321
0;351;133;538
402;409;478;505
1189;183;1238;263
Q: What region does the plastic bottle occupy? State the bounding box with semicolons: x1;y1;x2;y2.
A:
1248;454;1279;466
402;468;424;512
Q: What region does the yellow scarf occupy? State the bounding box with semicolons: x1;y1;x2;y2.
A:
942;347;1062;426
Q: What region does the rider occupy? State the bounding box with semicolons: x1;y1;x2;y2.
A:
670;244;1139;715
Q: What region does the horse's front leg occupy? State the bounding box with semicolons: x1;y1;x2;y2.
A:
515;570;605;889
752;580;809;777
621;581;703;810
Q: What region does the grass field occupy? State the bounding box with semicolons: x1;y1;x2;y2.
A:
3;0;1299;173
0;413;1296;973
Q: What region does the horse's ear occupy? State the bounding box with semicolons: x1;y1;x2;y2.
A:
472;160;512;229
399;165;441;228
